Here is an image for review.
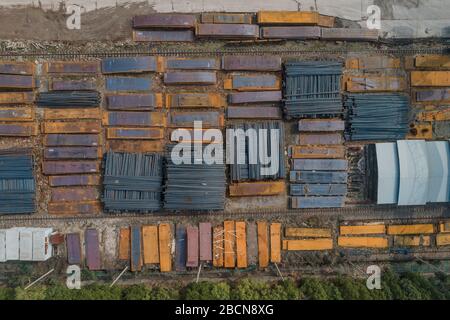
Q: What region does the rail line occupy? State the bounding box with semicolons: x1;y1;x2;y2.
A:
0;46;448;59
0;204;448;224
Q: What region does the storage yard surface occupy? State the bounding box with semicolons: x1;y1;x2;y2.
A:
0;8;450;279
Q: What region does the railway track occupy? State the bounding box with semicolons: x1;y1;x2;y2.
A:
0;204;448;224
0;45;447;59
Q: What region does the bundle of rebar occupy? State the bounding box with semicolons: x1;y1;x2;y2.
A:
164;144;226;211
229;121;285;181
283;61;343;118
344;94;409;141
103;152;163;212
0;149;35;215
37;91;101;107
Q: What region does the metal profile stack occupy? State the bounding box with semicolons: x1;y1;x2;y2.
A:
165;57;225;145
132;14;196;42
103;152;163;212
102;56;165;153
289;119;347;208
0;148;35;215
344;94;409;141
164;144;226;211
283;61;343;118
41;61;102;215
196;13;259;39
0;61;38;137
228;121;285;181
223;55;282;120
410;55;450;139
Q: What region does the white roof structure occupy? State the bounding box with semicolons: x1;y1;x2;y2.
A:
0;227;53;262
0;230;6;263
19;228;33;261
426;141;450;203
376;143;399;204
397;140;430;206
5;228;20;261
374;140;450;206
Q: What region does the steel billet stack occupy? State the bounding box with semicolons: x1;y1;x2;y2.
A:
0;148;35;215
164;144;226;211
103;152;163;212
283;61;343;118
344;94;409;141
229;121;285;181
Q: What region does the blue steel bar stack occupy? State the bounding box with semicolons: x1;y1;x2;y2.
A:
103;152;163;212
36;91;101;107
164;144;226;211
0;148;35;215
283;61;343;118
229;121;285;181
344;94;409;141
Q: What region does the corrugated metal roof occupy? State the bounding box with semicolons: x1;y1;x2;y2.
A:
397;140;429;206
376;143;399;204
426;141;450;203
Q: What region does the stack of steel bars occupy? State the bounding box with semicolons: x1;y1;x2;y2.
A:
103;152;163;212
0;148;35;215
37;91;101;107
229;121;285;181
164;144;226;211
283;61;343;118
344;94;409;141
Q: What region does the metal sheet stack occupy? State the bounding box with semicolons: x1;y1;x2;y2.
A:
0;61;38;137
0;148;35;215
164;144;226;211
289;119;347;208
132;14;196;42
229;121;285;181
283;61;343;118
40;61;103;215
119;223;172;272
102;56;165;154
224;55;282;120
102;152;163;212
344;94;409;141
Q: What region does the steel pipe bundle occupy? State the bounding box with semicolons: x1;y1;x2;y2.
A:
37;91;101;107
0;149;35;215
229;121;285;181
283;61;343;118
344;94;409;141
103;152;163;212
164;145;226;211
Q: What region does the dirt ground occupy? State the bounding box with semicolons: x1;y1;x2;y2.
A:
0;3;158;41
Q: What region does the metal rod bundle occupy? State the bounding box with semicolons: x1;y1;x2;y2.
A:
283;61;343;118
0;151;35;215
102;152;163;213
229;121;285;181
164;144;226;211
344;94;409;141
37;91;101;107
